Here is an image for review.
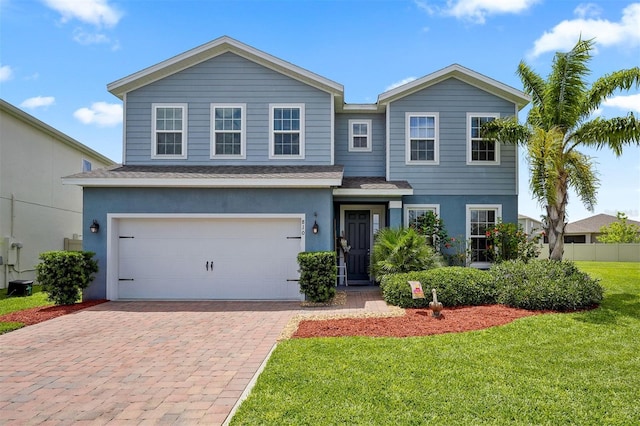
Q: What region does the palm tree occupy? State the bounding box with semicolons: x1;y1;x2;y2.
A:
484;38;640;260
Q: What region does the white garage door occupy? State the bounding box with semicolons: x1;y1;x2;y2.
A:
115;217;303;300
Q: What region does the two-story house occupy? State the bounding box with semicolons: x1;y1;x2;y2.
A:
64;36;529;301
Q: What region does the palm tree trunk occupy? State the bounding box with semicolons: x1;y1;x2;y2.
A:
546;182;568;260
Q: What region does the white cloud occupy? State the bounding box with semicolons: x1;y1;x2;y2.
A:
42;0;122;28
530;3;640;58
385;76;417;92
20;96;55;109
0;64;13;82
72;27;110;45
74;102;122;127
431;0;540;24
602;93;640;114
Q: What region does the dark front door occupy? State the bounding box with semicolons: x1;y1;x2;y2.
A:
345;210;371;282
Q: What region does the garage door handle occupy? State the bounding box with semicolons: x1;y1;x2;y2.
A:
206;261;214;271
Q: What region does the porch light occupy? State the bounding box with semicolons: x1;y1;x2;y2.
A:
312;212;319;234
90;220;100;234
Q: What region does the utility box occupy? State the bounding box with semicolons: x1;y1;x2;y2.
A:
8;280;33;296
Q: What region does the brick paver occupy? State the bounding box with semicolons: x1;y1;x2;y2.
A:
0;287;390;425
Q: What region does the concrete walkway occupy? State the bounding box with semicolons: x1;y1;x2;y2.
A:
0;288;391;425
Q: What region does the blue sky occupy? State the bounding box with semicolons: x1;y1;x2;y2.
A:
1;0;639;222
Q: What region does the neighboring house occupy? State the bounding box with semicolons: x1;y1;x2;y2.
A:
64;36;529;301
0;99;115;289
518;214;543;239
564;213;640;243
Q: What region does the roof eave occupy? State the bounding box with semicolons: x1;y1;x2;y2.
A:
332;188;414;197
62;177;343;188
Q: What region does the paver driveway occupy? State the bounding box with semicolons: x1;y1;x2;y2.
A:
0;290;390;425
0;301;301;425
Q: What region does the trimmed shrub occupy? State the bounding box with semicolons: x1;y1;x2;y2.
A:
297;251;337;303
380;267;496;308
490;259;604;310
370;227;444;283
35;251;99;305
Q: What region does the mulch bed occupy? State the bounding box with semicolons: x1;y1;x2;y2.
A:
293;305;553;338
0;300;108;325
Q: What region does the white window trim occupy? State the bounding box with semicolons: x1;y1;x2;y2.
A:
269;103;305;159
151;103;188;159
466;204;502;266
210;103;246;159
405;112;439;165
466;112;500;165
404;204;440;228
82;158;92;172
348;119;372;152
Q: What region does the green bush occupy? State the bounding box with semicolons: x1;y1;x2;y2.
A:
35;251;99;305
380;267;496;308
297;251;337;303
370;227;444;283
490;259;604;310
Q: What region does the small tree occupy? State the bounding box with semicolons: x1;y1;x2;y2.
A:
597;212;640;243
485;221;540;262
411;211;449;249
36;251;98;305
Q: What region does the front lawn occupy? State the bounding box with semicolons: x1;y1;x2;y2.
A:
0;284;52;333
230;261;640;425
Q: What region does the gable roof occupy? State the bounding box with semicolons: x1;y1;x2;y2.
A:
565;213;640;234
377;64;530;110
107;36;344;102
0;99;115;165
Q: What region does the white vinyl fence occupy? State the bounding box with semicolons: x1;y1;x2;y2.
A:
538;243;640;262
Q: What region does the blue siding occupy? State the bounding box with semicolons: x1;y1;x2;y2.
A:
82;187;334;300
335;113;385;176
401;194;518;240
125;52;333;165
388;78;518;195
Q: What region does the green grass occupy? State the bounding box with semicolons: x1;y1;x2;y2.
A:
231;261;640;425
0;284;52;334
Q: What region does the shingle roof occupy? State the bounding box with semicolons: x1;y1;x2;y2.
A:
565;213;640;233
63;164;345;188
65;164;344;180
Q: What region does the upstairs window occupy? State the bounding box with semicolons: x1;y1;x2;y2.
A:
270;104;305;159
152;104;187;159
348;119;372;152
468;113;500;164
82;159;92;172
211;104;245;158
467;205;501;263
406;113;439;164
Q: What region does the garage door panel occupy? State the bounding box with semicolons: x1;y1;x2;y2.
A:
115;217;303;300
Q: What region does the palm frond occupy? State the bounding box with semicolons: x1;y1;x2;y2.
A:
517;61;546;110
543;38;593;131
481;117;531;145
584;67;640;116
571;113;640;156
527;127;564;206
565;150;599;211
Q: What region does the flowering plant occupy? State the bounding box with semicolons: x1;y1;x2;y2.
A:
485;221;540;262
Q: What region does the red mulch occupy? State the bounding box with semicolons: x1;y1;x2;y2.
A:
293;305;553;338
0;300;108;326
